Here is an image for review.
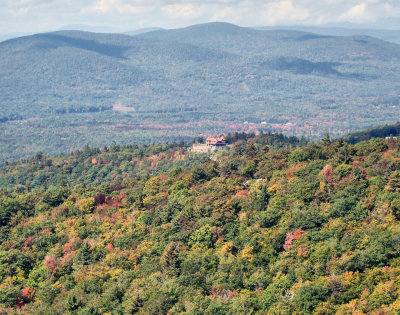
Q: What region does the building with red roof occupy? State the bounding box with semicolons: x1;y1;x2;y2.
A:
206;136;226;147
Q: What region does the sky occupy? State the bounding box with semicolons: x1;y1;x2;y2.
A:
1;0;400;35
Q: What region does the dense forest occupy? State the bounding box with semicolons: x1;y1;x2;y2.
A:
1;22;400;162
343;122;400;144
0;132;302;190
2;132;400;313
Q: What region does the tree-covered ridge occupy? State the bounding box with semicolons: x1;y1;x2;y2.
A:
343;122;400;144
0;132;302;191
1;135;400;314
0;142;192;192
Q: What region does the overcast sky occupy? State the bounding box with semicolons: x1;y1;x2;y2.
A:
1;0;400;34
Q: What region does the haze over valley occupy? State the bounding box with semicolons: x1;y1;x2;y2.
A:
1;22;400;162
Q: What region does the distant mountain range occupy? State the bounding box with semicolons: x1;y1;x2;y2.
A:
0;27;163;44
124;27;164;36
321;17;400;31
1;22;400;162
58;24;125;33
2;21;399;44
255;26;400;45
0;32;28;43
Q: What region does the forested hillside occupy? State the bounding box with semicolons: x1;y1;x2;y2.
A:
0;132;301;191
343;122;400;144
2;133;400;314
1;22;400;162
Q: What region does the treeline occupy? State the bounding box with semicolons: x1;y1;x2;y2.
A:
343;122;400;144
136;107;200;114
224;131;307;147
0;132;302;192
0;114;23;123
54;106;112;115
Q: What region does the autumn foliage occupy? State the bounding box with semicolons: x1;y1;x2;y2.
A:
283;228;306;250
0;134;400;314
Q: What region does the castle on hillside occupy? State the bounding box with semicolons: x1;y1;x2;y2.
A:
190;136;227;154
206;136;226;147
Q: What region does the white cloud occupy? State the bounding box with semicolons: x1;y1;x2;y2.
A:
91;0;117;13
162;3;207;20
340;2;370;22
14;7;30;16
263;0;309;24
88;0;150;14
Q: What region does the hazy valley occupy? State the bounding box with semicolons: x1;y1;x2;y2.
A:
1;22;400;162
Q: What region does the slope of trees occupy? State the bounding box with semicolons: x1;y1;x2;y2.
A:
1;134;400;313
343;122;400;144
0;132;302;191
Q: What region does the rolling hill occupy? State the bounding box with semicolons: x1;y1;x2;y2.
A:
1;22;400;162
